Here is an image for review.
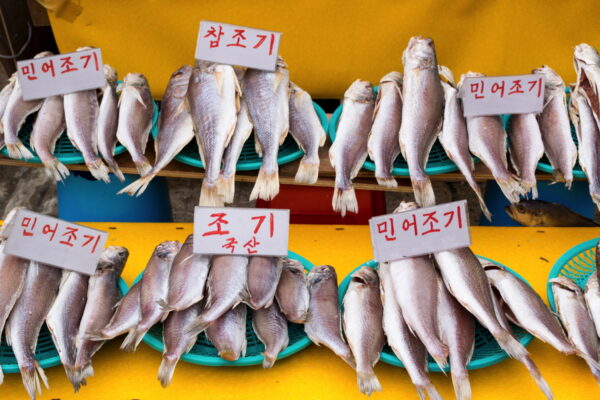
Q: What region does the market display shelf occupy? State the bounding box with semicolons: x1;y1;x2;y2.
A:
0;101;159;164
338;257;534;372
0;278;129;374
546;238;598;310
166;102;328;171
130;251;314;367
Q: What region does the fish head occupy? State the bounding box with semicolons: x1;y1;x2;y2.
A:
171;65;193;82
103;64;118;86
550;276;582;297
403;36;437;70
574;44;600;72
308;265;337;285
394;201;418;213
97;246;129;272
183;233;194;245
380;71;403;87
505;201;543;226
154;240;182;260
344;79;374;103
123;73;149;89
76;46;95;52
276;56;288;70
533;65;564;92
33;50;53;59
350;266;379;287
282;257;304;272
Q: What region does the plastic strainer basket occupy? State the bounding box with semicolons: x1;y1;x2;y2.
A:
328;86;458;176
130;250;314;367
546;238;598;311
1;101;159;164
170;102;328;170
0;278;129;374
338;256;534;372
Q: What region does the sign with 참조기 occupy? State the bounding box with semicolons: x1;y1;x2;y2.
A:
460;74;545;117
194;207;289;256
369;200;471;263
195;21;282;71
17;48;106;101
3;209;108;275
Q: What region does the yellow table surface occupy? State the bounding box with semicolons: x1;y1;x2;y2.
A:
2;224;600;399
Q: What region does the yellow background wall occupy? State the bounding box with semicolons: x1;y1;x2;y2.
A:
49;1;600;99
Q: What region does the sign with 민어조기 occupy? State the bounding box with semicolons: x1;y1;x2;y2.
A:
460;74;545;117
195;21;282;71
3;209;108;275
194;207;289;256
17;48;106;101
369;200;471;263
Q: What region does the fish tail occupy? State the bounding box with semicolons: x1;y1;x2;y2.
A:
21;360;48;399
375;176;398;187
86;158;111;183
135;157;153;177
520;356;553;399
357;370;382;396
450;371;472;400
250;168;279;201
106;159;125;182
118;172;156;197
6;141;34;160
494;329;529;360
332;186;358;217
42;157;70;182
262;352;277;368
218;173;236;204
411;176;436;207
199;181;225;206
520;180;539;200
157;354;179;388
219;349;239;362
496;176;525;203
295;156;319;184
120;328;145;352
65;365;86;392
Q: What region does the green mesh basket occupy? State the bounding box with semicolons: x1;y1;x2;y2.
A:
0;278;129;374
338;256;534;372
0;101;159;164
130;251;314;367
168;102;328;171
546;238;598;311
328;86;458;176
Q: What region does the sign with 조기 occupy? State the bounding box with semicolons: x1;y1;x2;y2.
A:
460;74;545;117
194;207;289;256
369;200;471;262
195;21;281;71
3;209;108;275
17;48;105;101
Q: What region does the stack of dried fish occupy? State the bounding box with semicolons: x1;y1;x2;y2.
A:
88;235;310;387
0;208;128;399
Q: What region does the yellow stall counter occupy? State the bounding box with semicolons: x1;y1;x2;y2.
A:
48;1;600;99
1;224;600;399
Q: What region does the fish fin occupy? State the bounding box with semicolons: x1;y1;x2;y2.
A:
372;89;383;120
199;181;225;206
470;182;492;221
157;354;179;388
496;176;526;204
262;352;277;368
521;356;553;400
218;174;236;204
127;86;147;108
85;331;108;342
42;157;70;182
431;353;449;372
412;176;436;207
0;362;3;385
279;127;289;146
79;362;94;380
214;69;225;97
157;299;175;313
241;337;247;357
576;350;600;372
357;370;382;396
254;135;263;157
376;176;397;187
450;372;472;400
120;328;144;352
438;65;456;86
250;168;279;201
332;186;358;217
350;151;368;179
319;130;327;147
106;159;125;182
295;156;319;184
417;382;443;400
64;365;81;391
184;318;208;337
135;157;152;177
118;172;157;197
273;72;285;92
85;158;111;183
494;329;529;360
173;97;190;119
6;141;34;160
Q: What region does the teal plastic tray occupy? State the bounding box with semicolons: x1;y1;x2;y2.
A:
546;238;598;310
167;102;328;170
338;256;534;372
1;101;159;165
328;86;458;176
0;277;129;374
131;251;314;367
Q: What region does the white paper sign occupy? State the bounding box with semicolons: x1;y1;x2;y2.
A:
194;207;289;256
195;21;281;71
17;48;105;101
460;74;545;117
3;209;108;275
369;200;471;262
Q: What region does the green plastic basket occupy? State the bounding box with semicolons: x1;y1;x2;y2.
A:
338;256;534;372
168;102;328;171
0;101;159;165
130;250;314;367
328;86;458;176
0;278;129;374
546;238;598;311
